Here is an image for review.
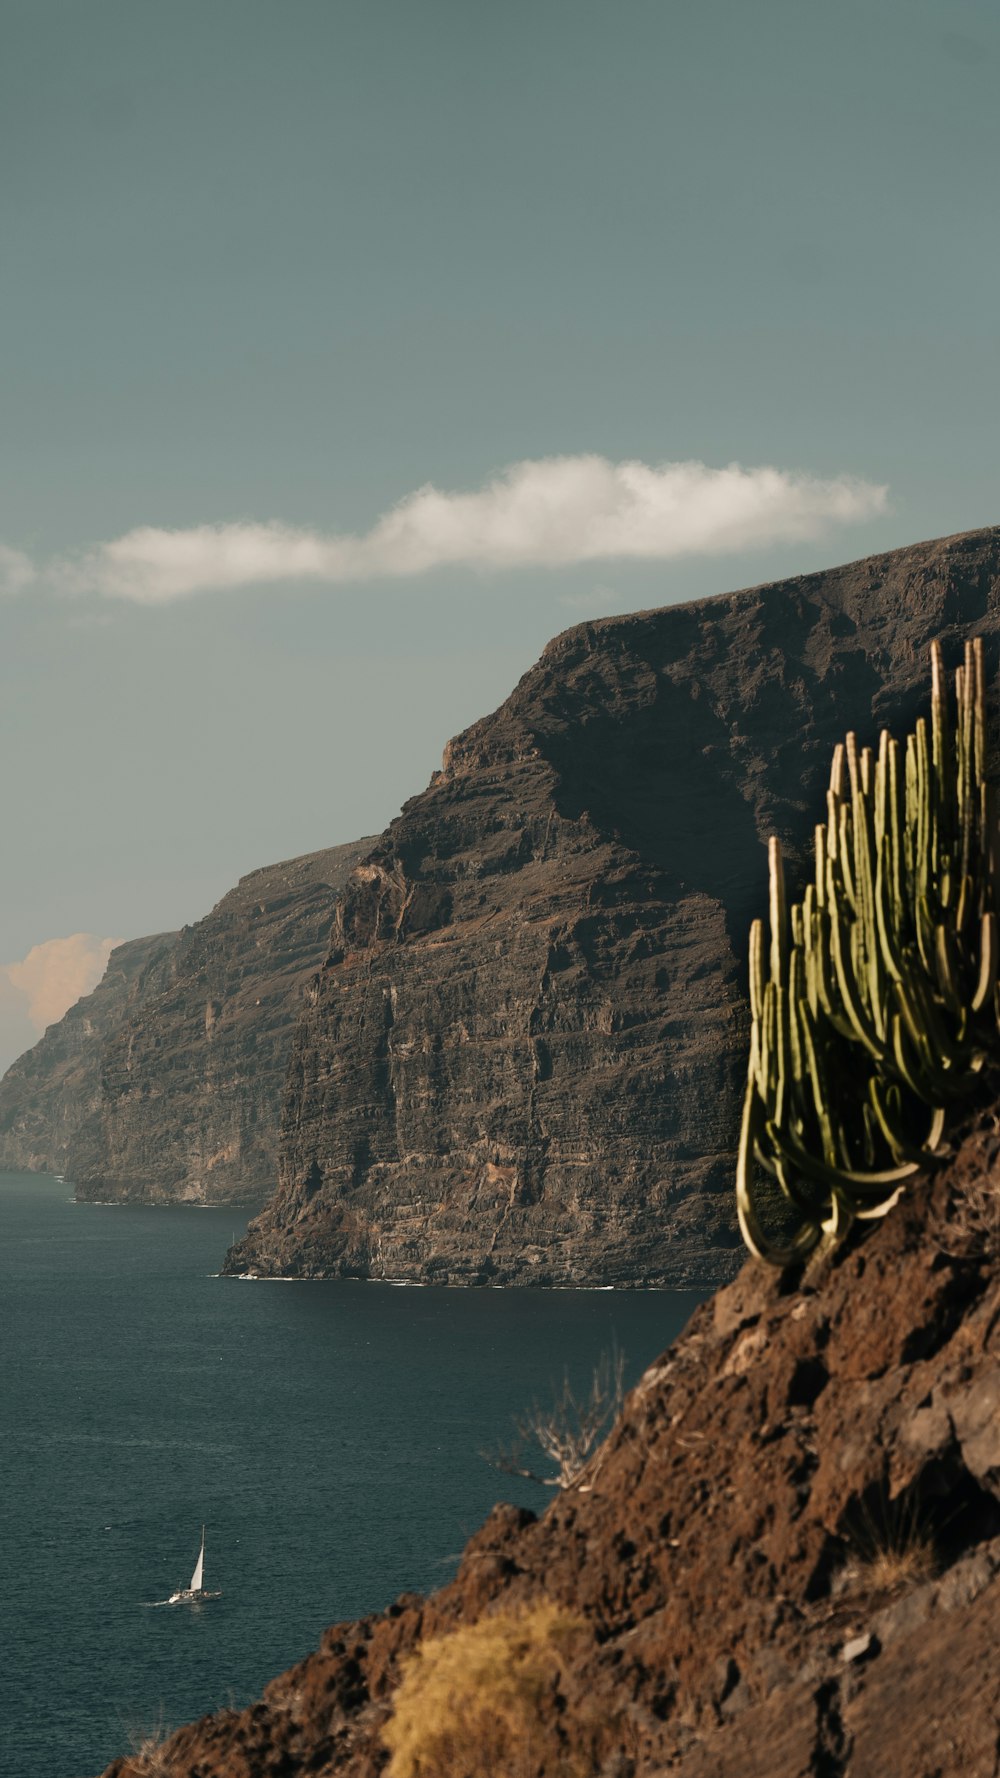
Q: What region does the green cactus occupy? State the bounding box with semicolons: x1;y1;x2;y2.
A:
737;640;997;1267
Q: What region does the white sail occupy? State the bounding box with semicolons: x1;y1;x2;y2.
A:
189;1527;205;1593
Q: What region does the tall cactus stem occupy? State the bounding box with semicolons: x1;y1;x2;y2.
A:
971;912;998;1014
736;640;995;1268
768;836;786;985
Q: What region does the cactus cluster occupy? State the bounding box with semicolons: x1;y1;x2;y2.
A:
737;639;998;1266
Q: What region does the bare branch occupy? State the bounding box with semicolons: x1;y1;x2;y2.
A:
485;1345;626;1491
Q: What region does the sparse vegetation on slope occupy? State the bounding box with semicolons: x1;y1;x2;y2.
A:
489;1346;625;1490
738;639;1000;1264
382;1602;609;1778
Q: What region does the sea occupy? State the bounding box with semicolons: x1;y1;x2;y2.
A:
1;1171;709;1778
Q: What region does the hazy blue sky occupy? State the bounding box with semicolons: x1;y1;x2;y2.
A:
0;0;997;1064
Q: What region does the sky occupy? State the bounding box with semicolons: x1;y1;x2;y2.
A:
0;0;998;1068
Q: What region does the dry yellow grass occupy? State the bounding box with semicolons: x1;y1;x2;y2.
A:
382;1599;607;1778
856;1534;937;1592
842;1489;937;1596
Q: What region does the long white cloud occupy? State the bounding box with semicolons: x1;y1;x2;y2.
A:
51;455;888;603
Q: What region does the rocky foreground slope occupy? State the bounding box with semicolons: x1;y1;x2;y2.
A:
227;523;1000;1285
100;1108;1000;1777
0;841;372;1202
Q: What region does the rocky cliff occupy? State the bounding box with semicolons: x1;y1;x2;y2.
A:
226;524;1000;1286
67;840;374;1204
0;841;372;1201
97;1104;1000;1778
0;931;177;1178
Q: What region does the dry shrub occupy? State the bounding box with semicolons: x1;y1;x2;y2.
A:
858;1535;937;1593
382;1599;611;1778
839;1488;937;1597
120;1718;174;1778
490;1346;626;1490
950;1166;1000;1255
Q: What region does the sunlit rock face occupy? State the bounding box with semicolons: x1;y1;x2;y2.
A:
228;524;1000;1286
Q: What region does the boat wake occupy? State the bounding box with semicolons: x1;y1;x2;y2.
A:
141;1594;220;1607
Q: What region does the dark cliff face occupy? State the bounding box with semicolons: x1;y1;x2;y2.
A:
227;524;1000;1286
96;1110;1000;1778
0;932;177;1178
69;839;375;1204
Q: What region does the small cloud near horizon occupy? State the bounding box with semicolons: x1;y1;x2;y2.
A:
22;454;887;604
5;933;120;1036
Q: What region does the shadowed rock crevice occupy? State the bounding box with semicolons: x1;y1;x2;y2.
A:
810;1677;852;1778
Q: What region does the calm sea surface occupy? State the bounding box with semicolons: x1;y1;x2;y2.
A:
1;1172;707;1778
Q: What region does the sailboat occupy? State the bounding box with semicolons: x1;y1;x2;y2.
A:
167;1525;222;1604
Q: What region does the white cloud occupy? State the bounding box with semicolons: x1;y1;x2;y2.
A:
0;545;36;595
5;934;120;1035
49;455;889;603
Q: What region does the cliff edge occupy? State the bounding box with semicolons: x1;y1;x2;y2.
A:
228;524;1000;1285
0;840;373;1203
70;839;376;1204
0;931;177;1179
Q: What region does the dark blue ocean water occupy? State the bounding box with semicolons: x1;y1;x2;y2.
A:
0;1173;707;1778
